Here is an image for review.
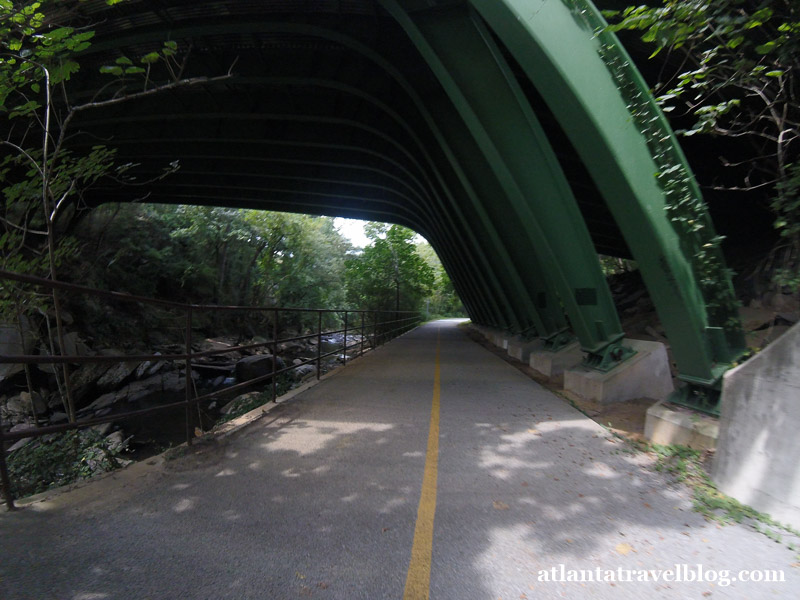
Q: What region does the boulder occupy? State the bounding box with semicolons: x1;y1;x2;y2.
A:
291;364;316;381
49;411;69;424
104;430;130;453
96;358;142;391
4;396;26;417
19;391;47;416
84;371;192;412
768;292;800;313
235;354;285;383
0;317;35;382
60;332;93;359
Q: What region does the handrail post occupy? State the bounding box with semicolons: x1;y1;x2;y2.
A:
373;311;378;349
272;309;279;402
342;310;348;366
317;311;322;380
0;412;16;510
185;305;193;447
360;312;365;357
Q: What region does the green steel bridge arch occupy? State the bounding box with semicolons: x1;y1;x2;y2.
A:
41;0;744;409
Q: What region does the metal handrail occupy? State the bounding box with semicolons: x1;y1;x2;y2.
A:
0;268;422;509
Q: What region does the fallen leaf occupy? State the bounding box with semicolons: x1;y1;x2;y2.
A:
493;500;510;511
643;502;652;508
615;542;634;555
317;582;329;589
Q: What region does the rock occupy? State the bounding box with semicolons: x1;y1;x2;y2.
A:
96;358;142;391
19;391;47;415
7;437;33;453
235;354;285;383
768;293;800;313
135;353;165;379
60;332;94;359
0;317;36;382
85;390;121;412
4;396;26;416
292;358;303;366
91;422;113;436
739;306;775;332
6;424;37;452
49;411;69;424
104;430;130;452
280;341;305;353
84;371;190;412
291;364;316;381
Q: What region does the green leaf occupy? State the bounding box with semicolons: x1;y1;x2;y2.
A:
765;70;784;78
99;65;124;76
726;36;745;49
115;56;133;65
124;66;146;75
755;41;778;55
140;51;160;64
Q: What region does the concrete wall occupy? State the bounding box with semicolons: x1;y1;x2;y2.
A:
712;321;800;530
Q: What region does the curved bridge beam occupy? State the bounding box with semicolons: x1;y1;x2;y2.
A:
470;0;745;394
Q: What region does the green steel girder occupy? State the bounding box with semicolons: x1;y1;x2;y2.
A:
385;0;628;364
16;0;748;404
470;0;746;391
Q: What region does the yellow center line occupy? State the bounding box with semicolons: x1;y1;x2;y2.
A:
403;327;441;600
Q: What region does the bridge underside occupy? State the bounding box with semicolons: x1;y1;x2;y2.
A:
48;0;744;406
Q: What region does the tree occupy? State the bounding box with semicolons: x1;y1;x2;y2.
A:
416;241;465;318
1;0;231;421
605;0;799;288
345;224;435;313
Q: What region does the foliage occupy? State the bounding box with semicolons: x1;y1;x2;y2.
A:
5;428;125;498
64;204;352;342
598;254;638;277
416;241;466;318
345;224;435;313
605;0;800;288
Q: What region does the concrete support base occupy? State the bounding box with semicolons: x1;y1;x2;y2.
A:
712;321;800;530
485;329;509;350
507;337;544;363
530;342;583;379
563;339;673;403
644;400;719;450
470;325;509;350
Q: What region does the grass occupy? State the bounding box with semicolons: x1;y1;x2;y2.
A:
609;430;800;554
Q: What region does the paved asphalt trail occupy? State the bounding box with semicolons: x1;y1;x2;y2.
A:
1;320;798;599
